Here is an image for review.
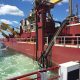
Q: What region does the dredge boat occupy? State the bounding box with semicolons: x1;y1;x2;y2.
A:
0;0;80;80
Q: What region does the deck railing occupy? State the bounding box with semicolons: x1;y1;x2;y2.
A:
54;36;80;47
7;66;60;80
0;37;48;45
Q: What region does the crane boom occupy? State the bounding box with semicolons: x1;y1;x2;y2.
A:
1;23;18;36
0;29;9;38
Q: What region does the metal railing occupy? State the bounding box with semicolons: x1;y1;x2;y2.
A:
54;36;80;46
7;66;60;80
0;38;9;42
0;37;48;45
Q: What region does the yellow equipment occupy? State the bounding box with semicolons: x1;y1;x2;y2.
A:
1;23;18;36
49;0;62;4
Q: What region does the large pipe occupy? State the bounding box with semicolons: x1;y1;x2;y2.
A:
69;0;72;16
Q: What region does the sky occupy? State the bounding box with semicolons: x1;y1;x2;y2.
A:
0;0;80;38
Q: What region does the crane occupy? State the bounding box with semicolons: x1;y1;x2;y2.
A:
0;23;19;37
0;29;9;38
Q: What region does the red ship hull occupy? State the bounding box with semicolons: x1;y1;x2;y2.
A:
52;46;80;64
5;42;36;59
4;41;80;65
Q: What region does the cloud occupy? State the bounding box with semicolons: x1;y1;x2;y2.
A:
66;9;69;12
0;19;12;24
57;2;63;5
0;4;24;16
12;21;19;24
62;0;68;3
0;19;19;25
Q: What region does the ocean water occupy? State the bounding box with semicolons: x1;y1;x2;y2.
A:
0;43;39;80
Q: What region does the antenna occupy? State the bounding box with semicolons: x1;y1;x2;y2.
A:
76;4;79;16
69;0;73;16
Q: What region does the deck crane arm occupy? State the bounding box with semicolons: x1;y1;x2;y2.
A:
1;23;18;36
0;29;9;38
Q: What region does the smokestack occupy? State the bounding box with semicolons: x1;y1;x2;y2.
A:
69;0;72;16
